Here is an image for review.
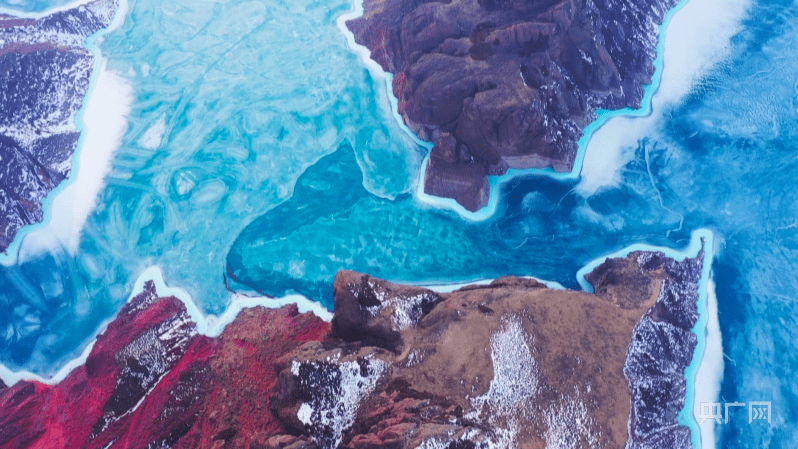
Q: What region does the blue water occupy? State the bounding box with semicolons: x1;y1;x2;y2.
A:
1;0;797;447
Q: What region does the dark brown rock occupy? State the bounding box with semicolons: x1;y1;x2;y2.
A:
330;271;443;352
347;0;679;211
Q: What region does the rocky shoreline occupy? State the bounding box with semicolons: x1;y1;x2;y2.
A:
0;0;118;253
0;245;702;448
346;0;679;211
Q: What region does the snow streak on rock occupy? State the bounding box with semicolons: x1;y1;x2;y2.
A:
91;309;196;438
464;315;541;449
291;353;387;449
364;279;440;331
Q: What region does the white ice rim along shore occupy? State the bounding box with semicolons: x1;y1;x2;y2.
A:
577;228;720;449
339;0;750;221
0;229;721;449
0;0;133;265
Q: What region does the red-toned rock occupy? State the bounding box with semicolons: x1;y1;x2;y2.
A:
0;281;329;449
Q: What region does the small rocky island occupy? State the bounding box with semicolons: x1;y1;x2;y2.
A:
346;0;679;211
0;247;702;448
0;0;118;253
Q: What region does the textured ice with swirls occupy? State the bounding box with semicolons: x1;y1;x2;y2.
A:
0;0;421;374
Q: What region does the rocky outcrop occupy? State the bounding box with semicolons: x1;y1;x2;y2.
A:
0;0;118;253
0;282;329;448
591;250;704;448
346;0;679;211
0;247;702;448
270;248;703;448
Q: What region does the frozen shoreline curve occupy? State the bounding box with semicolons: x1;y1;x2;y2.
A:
0;0;133;264
0;265;333;387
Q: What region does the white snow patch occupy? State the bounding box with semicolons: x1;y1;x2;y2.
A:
544;395;599;449
293;354;387;449
464;315;540;448
471;316;539;412
297;403;313;425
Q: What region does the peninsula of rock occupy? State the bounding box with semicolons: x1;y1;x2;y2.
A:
346;0;679;211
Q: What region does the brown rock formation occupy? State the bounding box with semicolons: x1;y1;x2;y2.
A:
271;248;703;448
346;0;679;211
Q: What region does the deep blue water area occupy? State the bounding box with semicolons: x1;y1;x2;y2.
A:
0;0;797;446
